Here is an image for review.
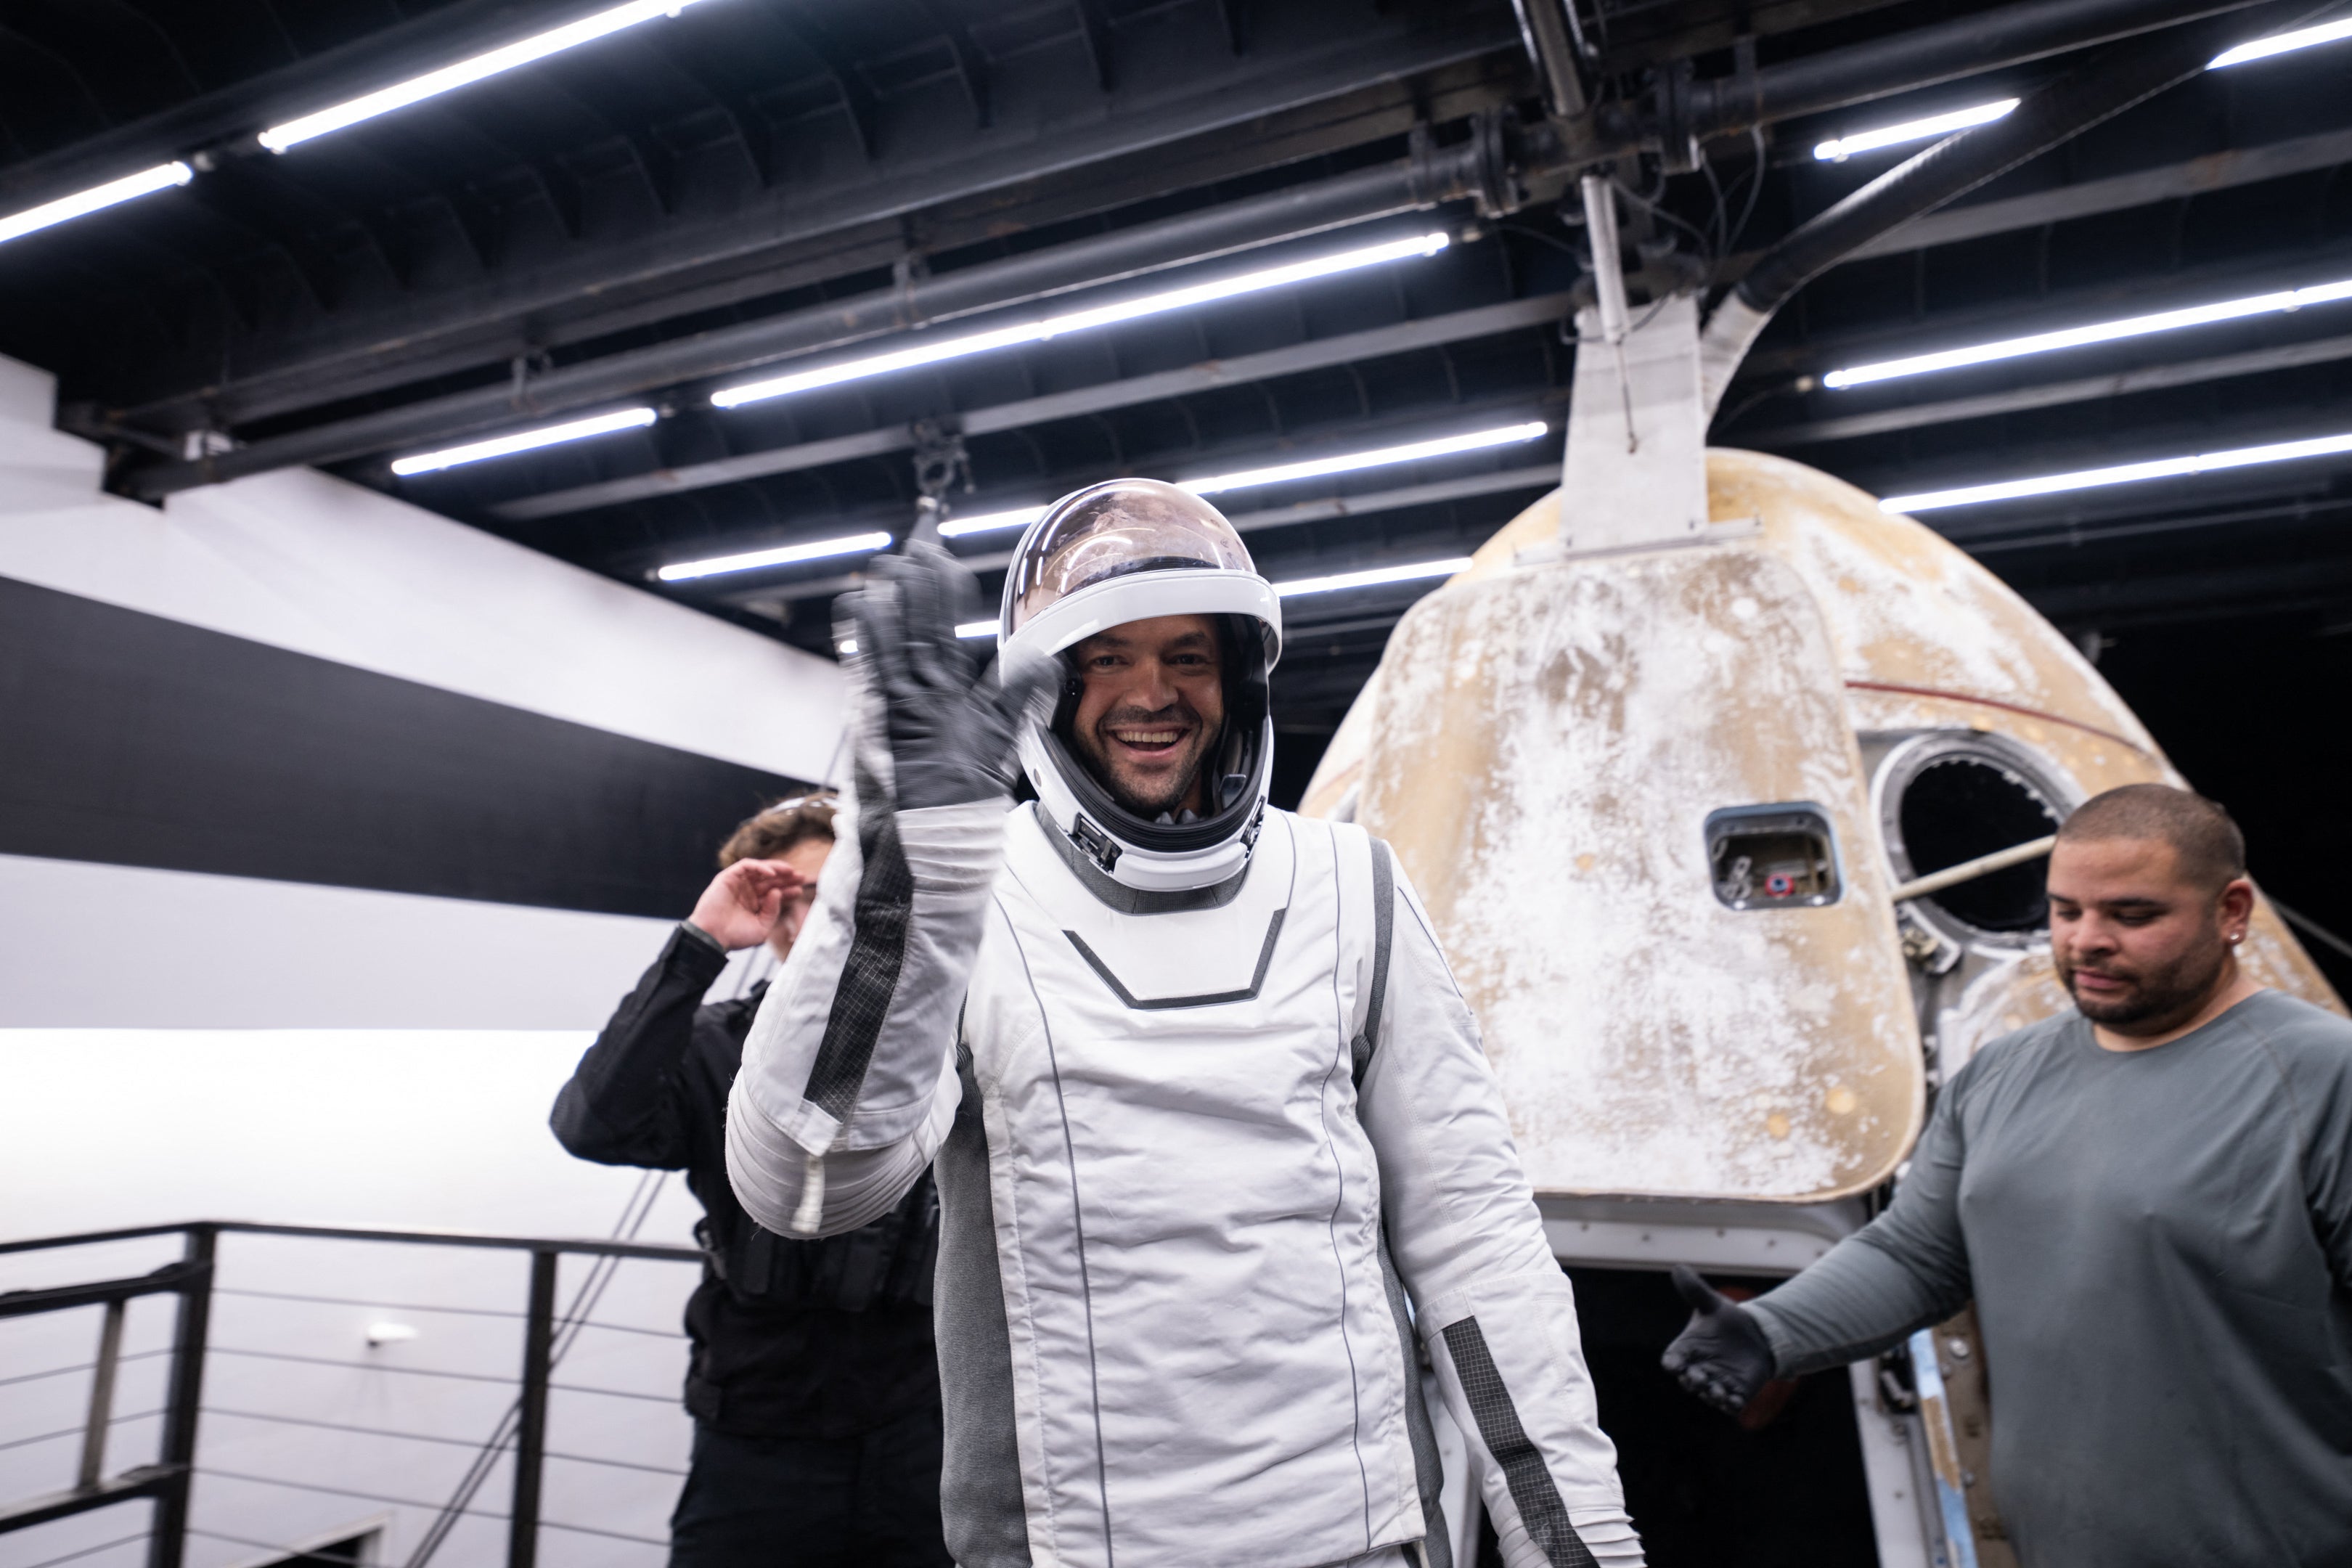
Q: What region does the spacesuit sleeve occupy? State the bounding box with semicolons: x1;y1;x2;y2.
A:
724;767;994;1238
1357;859;1643;1568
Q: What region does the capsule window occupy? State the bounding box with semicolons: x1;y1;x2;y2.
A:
1706;804;1842;910
1874;731;2077;945
1895;756;2063;933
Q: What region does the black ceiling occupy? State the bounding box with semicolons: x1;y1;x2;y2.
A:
4;0;2351;765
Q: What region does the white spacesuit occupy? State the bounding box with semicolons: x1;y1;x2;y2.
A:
726;481;1639;1568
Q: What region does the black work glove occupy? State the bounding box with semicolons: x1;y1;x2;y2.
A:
844;544;1053;812
1660;1263;1777;1416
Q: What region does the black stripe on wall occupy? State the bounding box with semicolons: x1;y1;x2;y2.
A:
0;574;815;918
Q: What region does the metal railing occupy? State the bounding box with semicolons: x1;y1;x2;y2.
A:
0;1218;702;1568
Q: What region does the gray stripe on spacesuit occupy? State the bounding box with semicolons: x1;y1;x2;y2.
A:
1379;1236;1454;1568
1061;906;1286;1010
1320;821;1376;1548
935;1042;1033;1568
1352;838;1395;1089
1344;830;1449;1565
999;894;1117;1565
801;758;915;1121
1439;1319;1598;1568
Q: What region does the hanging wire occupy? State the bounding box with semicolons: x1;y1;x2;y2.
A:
0;1349;170;1391
1727;126;1770;257
17;1531;150;1568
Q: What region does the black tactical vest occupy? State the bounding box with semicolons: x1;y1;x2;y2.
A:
698;1167;938;1312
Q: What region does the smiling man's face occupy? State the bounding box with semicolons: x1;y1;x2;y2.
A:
1066;613;1226;819
2048;835;2250;1034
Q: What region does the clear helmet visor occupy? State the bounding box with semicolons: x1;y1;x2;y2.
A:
1003;480;1256;640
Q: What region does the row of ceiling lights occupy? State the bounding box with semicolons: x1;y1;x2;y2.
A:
656;242;2352;581
7;2;2340;250
655;421;1553;581
267;2;2352;535
0;0;718;247
1;0;2346;576
388;229;1458;475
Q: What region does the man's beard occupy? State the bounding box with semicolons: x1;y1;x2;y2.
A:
2058;924;2232;1030
1071;703;1216;819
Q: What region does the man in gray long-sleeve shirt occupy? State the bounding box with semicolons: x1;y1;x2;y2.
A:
1662;783;2352;1567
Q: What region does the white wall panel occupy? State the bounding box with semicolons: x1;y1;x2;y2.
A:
0;853;780;1030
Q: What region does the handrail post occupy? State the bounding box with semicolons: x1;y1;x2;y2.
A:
78;1299;126;1490
508;1250;558;1568
149;1225;215;1568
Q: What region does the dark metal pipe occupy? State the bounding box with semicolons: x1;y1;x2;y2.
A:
508;1250;557;1568
1511;0;1590;118
1678;0;2273;142
1732;0;2303;317
119;139;1504;501
147;1225;213;1568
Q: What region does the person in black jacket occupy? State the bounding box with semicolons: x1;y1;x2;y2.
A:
550;795;948;1568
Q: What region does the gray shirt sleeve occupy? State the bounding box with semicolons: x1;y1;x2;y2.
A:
1746;1059;1981;1377
2261;1017;2352;1293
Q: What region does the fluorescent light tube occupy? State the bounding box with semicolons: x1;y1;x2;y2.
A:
1810;18;2351;168
1826;277;2352;389
1275;558;1472;597
1181;421;1548;497
938;507;1047;540
261;0;711;152
659;531;894;582
1880;430;2352;513
0;162;192;245
1814;99;2018;163
1810;20;2352;170
711;232;1452;409
391;407;658;475
2211;15;2352;67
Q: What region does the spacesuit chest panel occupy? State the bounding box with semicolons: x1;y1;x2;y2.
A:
963;808;1421;1568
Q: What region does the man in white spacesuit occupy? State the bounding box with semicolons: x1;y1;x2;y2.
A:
725;480;1640;1568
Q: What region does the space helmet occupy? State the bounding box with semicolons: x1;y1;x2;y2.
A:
997;478;1283;892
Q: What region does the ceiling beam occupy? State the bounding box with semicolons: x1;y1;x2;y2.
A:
702;461;1559;609
1734;236;2352;383
84;54;1525;436
88;10;1520;437
115;137;1521;498
1842;124;2352;264
491;292;1576;522
1742;331;2352;449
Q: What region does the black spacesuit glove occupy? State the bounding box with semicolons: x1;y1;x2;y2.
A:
845;543;1053;811
1659;1263;1777;1416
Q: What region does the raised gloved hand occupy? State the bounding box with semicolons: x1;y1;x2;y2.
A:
1659;1263;1777;1416
845;543;1054;811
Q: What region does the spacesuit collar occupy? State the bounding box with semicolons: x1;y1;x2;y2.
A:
1032;805;1253;915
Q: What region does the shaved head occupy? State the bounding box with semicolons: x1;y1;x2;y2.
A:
2057;784;2245;892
